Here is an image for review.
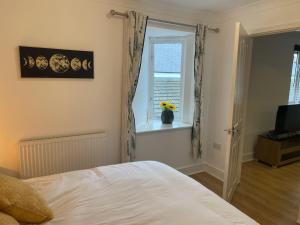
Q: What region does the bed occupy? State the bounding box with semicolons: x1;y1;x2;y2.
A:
25;161;259;225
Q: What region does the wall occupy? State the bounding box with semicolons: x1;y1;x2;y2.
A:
0;0;220;174
243;32;300;158
204;0;300;176
0;0;125;173
135;128;201;174
203;21;236;173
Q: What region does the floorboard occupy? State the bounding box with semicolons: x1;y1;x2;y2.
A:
190;161;300;225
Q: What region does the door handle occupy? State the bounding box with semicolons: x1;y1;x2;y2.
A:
224;128;234;135
224;128;239;135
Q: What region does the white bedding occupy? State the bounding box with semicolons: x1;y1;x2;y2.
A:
25;161;258;225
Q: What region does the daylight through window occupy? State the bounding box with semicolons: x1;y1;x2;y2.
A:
151;40;183;120
289;46;300;104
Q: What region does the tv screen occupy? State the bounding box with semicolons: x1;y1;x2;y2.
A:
275;104;300;133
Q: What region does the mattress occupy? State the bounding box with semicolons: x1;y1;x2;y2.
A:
25;161;259;225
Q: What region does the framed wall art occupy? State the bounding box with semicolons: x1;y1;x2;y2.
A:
19;46;94;79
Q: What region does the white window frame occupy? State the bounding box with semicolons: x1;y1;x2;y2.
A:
289;51;300;105
147;36;193;123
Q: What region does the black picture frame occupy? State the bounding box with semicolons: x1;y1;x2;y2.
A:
19;46;94;79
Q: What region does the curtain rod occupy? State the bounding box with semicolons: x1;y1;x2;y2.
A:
110;10;220;33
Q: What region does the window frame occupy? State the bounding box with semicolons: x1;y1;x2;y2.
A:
289;50;300;105
148;36;188;122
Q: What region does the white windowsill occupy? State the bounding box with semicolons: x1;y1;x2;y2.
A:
136;120;193;134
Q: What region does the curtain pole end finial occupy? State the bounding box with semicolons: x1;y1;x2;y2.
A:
110;10;116;16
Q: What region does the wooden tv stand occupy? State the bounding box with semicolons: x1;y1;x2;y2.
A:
255;135;300;167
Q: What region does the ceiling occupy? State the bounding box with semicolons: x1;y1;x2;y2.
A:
141;0;260;12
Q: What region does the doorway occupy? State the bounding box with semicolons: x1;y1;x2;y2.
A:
227;29;300;225
238;30;300;225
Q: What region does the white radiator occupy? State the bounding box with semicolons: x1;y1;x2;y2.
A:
19;131;108;178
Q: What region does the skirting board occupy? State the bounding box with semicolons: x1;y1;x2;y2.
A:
177;163;205;176
243;152;255;162
202;154;255;182
174;154;256;182
0;167;19;178
177;163;224;181
203;163;224;181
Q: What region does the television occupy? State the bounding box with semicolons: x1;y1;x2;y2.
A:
275;104;300;133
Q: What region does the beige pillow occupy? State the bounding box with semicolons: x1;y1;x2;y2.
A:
0;173;53;224
0;212;19;225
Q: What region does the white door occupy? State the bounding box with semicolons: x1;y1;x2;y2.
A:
223;22;253;201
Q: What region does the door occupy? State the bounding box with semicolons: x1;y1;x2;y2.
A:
223;22;253;201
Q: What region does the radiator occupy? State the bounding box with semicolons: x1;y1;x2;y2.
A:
19;131;108;178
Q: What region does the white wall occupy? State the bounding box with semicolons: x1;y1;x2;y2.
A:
0;0;220;174
243;32;300;157
202;21;236;172
0;0;125;173
204;0;300;175
135;128;200;172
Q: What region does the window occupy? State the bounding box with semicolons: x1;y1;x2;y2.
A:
289;46;300;104
133;26;195;132
150;38;184;120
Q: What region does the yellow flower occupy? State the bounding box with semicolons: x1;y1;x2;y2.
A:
160;101;169;109
167;104;176;111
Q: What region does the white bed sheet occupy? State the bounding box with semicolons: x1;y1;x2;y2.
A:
25;161;259;225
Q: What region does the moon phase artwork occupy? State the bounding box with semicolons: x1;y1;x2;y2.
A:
19;46;94;78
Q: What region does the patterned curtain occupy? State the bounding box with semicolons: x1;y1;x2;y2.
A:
121;11;148;162
192;24;207;159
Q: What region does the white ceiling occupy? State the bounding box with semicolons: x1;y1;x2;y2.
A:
141;0;260;12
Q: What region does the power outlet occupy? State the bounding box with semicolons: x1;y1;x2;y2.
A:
213;142;221;151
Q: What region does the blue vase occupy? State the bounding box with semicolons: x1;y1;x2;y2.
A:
161;110;174;124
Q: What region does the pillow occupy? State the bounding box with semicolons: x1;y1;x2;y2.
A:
0;173;53;224
0;212;19;225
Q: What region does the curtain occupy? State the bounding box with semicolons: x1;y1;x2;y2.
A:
121;11;148;162
192;24;207;159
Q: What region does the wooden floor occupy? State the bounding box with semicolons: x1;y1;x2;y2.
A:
190;161;300;225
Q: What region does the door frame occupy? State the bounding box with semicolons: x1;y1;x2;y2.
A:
223;22;300;200
250;22;300;38
237;22;300;164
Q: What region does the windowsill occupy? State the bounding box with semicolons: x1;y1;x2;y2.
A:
136;120;193;134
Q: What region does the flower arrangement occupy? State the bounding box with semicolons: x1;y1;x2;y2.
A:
159;101;177;111
159;101;176;124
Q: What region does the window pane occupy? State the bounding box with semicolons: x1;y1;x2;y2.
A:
289;52;300;104
152;42;183;120
154;43;182;73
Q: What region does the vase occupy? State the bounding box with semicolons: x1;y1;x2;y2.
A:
161;110;174;124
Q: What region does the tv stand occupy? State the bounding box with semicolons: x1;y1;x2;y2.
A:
255;135;300;167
